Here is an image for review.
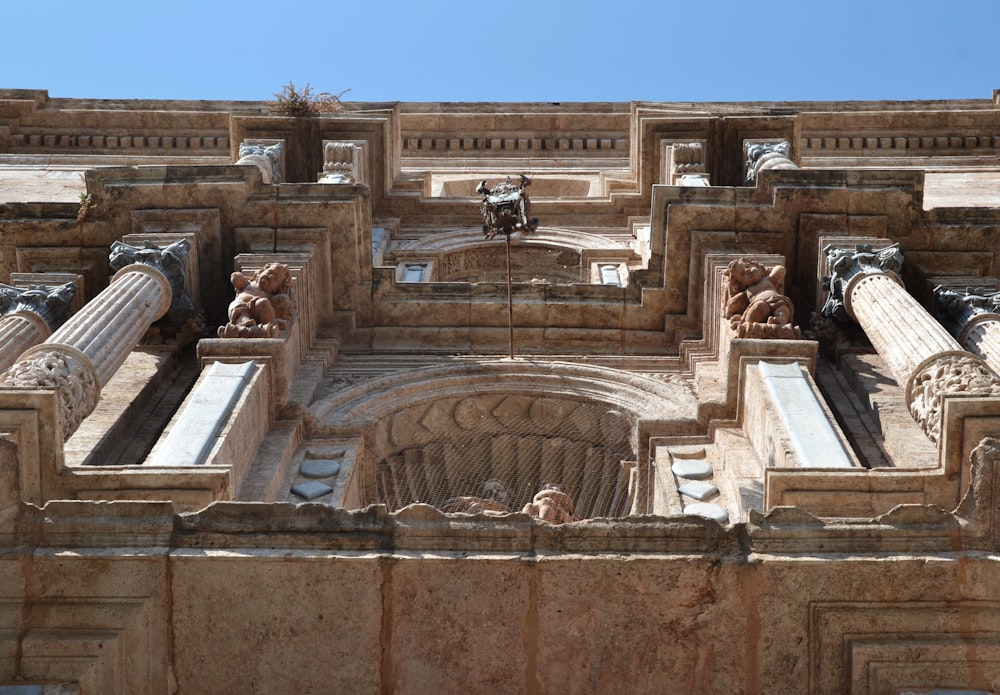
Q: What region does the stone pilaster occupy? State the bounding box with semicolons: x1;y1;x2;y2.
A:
823;243;1000;443
745;141;797;185
0;282;77;375
934;286;1000;375
0;242;181;439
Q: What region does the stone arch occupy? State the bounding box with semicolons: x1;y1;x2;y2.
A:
310;360;694;518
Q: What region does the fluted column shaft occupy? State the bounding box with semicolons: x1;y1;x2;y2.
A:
1;264;171;439
934;286;1000;376
825;244;1000;443
847;272;964;378
0;312;50;375
962;316;1000;374
47;265;170;385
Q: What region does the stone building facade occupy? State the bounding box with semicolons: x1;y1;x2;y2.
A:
2;88;1000;692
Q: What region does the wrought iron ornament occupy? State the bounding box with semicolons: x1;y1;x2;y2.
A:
477;174;539;239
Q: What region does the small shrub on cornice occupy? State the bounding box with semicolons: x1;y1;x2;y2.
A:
272;82;351;116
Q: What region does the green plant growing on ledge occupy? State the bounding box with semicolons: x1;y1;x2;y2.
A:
272;82;350;116
76;192;95;223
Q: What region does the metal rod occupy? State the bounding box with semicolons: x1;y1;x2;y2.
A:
506;233;514;359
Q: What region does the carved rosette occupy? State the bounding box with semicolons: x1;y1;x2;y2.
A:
0;344;100;439
906;351;1000;444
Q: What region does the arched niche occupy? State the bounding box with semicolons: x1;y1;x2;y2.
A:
310;360;695;518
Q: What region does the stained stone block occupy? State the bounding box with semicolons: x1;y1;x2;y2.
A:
679;481;719;501
671;459;713;479
300;459;341;479
684;502;729;523
291;481;333;500
146;361;257;467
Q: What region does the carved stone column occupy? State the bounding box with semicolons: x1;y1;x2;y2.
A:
745;141;797;185
0;241;187;439
934;286;1000;375
236;142;283;184
823;243;1000;443
320;141;357;183
0;282;77;375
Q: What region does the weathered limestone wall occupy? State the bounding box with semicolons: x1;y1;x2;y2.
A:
4;482;1000;694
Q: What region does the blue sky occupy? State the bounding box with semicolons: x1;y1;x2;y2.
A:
3;0;997;104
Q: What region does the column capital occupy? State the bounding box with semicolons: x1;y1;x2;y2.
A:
0;281;76;331
237;141;283;184
109;239;194;326
934;285;1000;336
821;242;904;323
744;140;796;185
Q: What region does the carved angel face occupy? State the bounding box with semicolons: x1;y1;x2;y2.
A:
255;264;289;294
729;259;764;288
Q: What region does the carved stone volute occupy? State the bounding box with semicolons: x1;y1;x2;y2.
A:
109;239;196;326
821;243;905;324
0;281;76;331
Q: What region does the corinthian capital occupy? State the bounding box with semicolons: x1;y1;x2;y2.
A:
0;281;76;331
109;239;195;326
821;243;904;323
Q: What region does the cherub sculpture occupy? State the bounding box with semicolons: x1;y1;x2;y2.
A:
521;483;577;524
723;258;800;339
218;263;295;338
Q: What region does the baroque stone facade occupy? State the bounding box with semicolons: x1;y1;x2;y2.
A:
2;88;1000;693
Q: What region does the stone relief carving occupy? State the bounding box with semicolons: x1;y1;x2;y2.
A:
477;174;539;239
218;262;296;338
723;258;800;339
440;479;512;515
109;239;197;327
0;281;76;330
822;243;905;324
521;483;577;524
0;346;100;436
320;141;356;183
907;353;1000;444
934;285;1000;332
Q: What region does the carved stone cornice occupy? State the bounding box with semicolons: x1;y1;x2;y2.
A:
907;351;1000;444
109;239;195;326
821;243;905;323
0;281;76;331
0;343;101;437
